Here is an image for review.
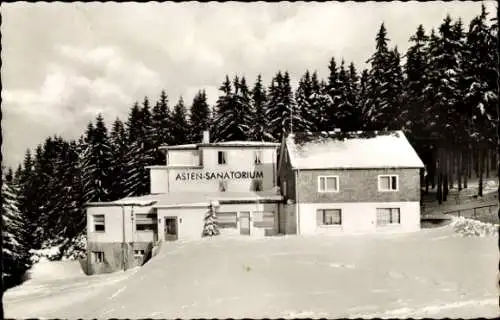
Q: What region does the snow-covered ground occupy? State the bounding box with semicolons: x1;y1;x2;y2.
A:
4;223;499;319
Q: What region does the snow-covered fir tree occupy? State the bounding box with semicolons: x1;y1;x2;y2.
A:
250;74;272;141
265;71;296;141
2;168;31;289
189;89;212;143
212;75;254;141
81;114;113;202
152;90;172;163
295;70;315;133
109;118;129;200
170;96;190;145
202;203;220;237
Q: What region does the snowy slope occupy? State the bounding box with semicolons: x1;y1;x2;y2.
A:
5;225;498;319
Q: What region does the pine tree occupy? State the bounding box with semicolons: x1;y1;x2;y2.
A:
212;75;253;141
365;23;399;130
170;96;191;144
265;71;296;141
295;70;315;133
189;89;212;143
250;74;272;141
152;90;172;163
81;114;113;202
202;203;220;237
109;118;128;200
2;168;31;289
404;24;430;137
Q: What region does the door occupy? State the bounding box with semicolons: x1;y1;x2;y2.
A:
240;212;250;235
164;217;178;241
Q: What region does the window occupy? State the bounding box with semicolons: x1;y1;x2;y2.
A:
253;211;274;228
218;151;227;165
317;209;342;225
92;251;104;263
135;213;156;231
219;180;227;192
318;176;339;192
217;212;237;228
378;175;398;191
254;151;263;164
376;208;401;226
252;180;263;192
134;249;145;258
93;215;105;232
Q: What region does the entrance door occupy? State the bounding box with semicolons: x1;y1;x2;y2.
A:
240;212;250;235
164;217;178;241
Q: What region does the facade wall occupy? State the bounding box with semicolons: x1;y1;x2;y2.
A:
297;201;421;235
166;147;278;193
150;168;169;194
217;203;279;237
279;203;297;235
157;207;207;240
86;241;153;275
296;168;420;203
167;149;201;167
87;206;133;243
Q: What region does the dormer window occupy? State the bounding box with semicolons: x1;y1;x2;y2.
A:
218;151;227;165
254;151;262;164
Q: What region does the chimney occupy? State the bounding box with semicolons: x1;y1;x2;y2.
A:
202;130;210;143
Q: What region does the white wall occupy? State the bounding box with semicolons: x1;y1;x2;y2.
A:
167;150;201;166
298;202;421;235
157;207;207;240
87;206;132;243
150;168;169;194
217;203;279;237
167;147;278;193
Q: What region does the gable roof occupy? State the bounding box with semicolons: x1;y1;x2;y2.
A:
284;130;424;170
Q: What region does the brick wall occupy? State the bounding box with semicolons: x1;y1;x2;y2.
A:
297;168;420;203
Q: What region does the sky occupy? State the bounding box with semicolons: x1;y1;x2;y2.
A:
1;1;497;169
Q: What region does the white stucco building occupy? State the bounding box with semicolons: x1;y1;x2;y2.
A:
85;131;282;274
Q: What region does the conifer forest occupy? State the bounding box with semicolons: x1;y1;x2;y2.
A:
2;7;498;288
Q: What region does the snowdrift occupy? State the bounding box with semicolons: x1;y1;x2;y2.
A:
451;217;499;237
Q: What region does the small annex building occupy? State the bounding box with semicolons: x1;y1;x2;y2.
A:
84;131;283;274
277;130;425;235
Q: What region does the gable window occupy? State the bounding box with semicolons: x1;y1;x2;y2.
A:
378;175;398;191
135;213;156;231
218;151;227;165
93;214;105;232
254;151;263;164
219;180;227;192
252;179;263;192
317;209;342;226
376;208;401;226
318;176;339;192
92;251;104;263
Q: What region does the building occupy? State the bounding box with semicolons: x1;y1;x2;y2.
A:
277;130;425;235
84;131;282;274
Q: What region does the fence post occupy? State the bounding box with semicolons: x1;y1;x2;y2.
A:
473;207;476;218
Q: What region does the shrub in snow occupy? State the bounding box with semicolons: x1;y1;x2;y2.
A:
202;204;220;237
30;234;87;263
452;217;499;237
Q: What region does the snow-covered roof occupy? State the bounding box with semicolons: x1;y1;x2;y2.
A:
160;141;279;151
86;191;282;208
285;130;424;170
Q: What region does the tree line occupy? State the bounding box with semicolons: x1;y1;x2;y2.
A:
2;6;498;288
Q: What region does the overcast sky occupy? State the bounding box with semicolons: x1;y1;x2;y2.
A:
1;1;496;168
